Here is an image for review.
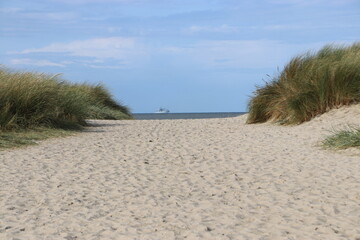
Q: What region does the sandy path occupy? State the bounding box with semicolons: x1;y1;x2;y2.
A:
1;107;360;240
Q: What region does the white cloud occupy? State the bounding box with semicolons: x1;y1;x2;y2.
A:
107;27;123;33
263;23;360;31
268;0;316;5
23;12;79;21
162;40;327;69
185;23;360;34
78;59;130;69
268;0;358;6
16;37;142;61
0;8;22;14
51;0;136;4
185;24;240;34
84;64;128;69
10;59;68;67
0;7;78;21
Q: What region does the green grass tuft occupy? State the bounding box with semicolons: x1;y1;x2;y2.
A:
247;42;360;125
0;67;132;131
0;127;78;150
323;127;360;149
0;67;132;149
70;83;133;120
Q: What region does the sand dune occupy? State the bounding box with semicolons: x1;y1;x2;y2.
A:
1;105;359;240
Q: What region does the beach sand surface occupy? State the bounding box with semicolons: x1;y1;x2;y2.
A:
1;104;360;240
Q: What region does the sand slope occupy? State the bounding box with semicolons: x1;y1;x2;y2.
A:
1;105;359;240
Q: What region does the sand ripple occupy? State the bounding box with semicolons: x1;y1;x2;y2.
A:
1;107;360;239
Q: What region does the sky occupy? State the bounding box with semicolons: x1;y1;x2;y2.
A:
1;0;359;113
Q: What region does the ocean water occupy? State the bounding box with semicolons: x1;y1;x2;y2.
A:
133;112;246;120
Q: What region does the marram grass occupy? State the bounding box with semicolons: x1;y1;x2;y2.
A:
0;67;132;131
323;127;360;149
247;42;360;124
70;83;132;120
0;127;78;149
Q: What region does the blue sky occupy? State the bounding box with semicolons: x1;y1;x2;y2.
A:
1;0;359;113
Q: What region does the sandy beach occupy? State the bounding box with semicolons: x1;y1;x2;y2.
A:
1;105;359;240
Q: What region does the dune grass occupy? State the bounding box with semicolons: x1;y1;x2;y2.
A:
0;127;79;150
71;83;132;120
0;67;132;131
0;67;132;149
323;126;360;149
247;42;360;125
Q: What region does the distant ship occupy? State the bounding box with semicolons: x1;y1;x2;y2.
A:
155;107;170;113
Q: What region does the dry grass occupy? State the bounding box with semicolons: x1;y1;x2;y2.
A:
0;67;132;130
323;126;360;149
247;42;360;125
0;127;78;150
0;67;132;149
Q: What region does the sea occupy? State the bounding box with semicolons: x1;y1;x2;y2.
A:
133;112;246;120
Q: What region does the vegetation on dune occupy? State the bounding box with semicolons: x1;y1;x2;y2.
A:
247;42;360;125
0;127;78;149
72;83;132;120
323;127;360;149
0;67;132;131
